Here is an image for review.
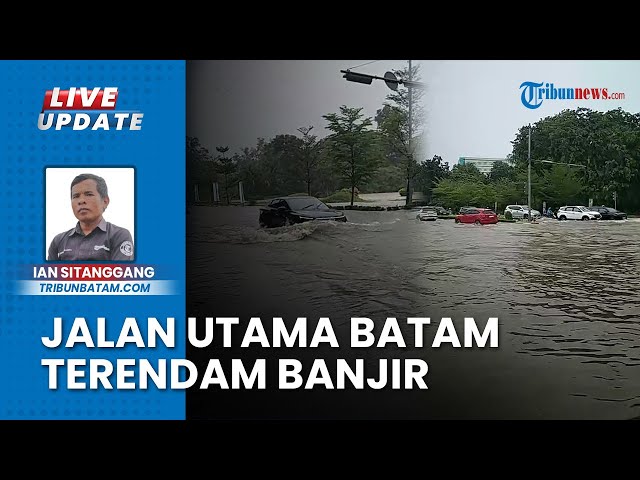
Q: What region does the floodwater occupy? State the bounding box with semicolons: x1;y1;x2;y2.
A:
186;198;640;420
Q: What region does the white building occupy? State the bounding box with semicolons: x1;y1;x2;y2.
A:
458;157;514;175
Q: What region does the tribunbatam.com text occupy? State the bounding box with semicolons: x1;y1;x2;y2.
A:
39;282;151;293
41;316;500;390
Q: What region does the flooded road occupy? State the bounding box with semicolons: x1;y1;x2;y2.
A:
186;203;640;420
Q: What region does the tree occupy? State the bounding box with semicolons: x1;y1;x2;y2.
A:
487;160;517;182
510;108;640;210
449;163;486;183
322;106;382;206
378;62;425;206
297;126;320;196
186;136;217;203
215;146;236;205
235;143;264;201
414;155;450;204
538;164;585;207
432;178;496;211
261;134;305;195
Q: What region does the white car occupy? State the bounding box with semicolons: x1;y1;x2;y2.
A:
416;207;438;221
556;206;601;221
504;205;540;219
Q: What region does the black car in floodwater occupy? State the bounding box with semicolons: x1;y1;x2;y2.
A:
259;196;347;228
588;206;628;220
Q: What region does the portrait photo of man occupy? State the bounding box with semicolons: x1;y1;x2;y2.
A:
46;168;135;262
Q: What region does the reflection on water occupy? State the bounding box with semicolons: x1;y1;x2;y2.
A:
187;205;640;419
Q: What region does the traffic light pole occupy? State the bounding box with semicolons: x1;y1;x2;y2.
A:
406;60;413;207
341;63;423;207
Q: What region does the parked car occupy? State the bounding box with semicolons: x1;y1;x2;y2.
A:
416;207;438;221
504;204;541;219
455;207;498;225
556;206;601;221
432;206;452;216
587;206;627;220
259;196;347;228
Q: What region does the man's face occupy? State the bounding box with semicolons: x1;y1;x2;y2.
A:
71;179;109;224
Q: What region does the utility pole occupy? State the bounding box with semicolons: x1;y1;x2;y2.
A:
527;124;532;222
406;59;413;207
341;62;423;208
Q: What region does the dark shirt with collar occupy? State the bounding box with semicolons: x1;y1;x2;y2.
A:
48;218;134;261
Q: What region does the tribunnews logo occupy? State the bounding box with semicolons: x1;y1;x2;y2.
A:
520;81;626;109
37;87;144;130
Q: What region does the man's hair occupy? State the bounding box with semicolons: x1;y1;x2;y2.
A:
70;173;109;199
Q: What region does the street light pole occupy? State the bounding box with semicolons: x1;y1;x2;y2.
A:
527;124;532;222
341;62;422;208
406;59;413;207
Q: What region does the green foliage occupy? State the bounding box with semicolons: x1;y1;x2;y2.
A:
189;105;640;214
488;161;517;182
322;106;383;206
450;163;486;183
297;126;320;196
414;155;450;204
539;164;585;206
321;189;365;203
432;179;496;211
493;178;525;212
376;63;424;205
510;107;640;211
361;163;405;193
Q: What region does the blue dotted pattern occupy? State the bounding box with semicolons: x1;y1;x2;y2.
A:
0;60;186;419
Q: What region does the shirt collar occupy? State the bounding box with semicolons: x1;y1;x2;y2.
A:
70;217;107;236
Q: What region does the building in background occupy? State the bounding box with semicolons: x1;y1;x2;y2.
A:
458;157;514;175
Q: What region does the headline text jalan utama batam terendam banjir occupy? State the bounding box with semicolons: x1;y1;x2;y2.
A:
40;316;499;390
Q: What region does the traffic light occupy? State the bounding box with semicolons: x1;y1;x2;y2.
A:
340;69;422;91
342;70;374;85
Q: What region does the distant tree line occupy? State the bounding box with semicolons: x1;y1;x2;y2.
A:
431;107;640;213
188;96;640;213
187;64;426;206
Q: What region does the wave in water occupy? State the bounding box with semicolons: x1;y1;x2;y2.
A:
187;218;402;244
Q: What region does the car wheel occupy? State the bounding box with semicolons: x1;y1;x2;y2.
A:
474;220;481;225
455;218;460;224
558;215;566;221
582;216;590;221
284;216;295;226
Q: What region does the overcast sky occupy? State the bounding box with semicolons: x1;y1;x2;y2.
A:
187;60;640;168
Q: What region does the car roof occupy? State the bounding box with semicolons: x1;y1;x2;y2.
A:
272;195;316;201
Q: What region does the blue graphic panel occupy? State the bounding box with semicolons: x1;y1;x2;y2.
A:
0;60;185;419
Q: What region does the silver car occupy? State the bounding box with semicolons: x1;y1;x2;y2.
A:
416;207;438;221
504;204;540;219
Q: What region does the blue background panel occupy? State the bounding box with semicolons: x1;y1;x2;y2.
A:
0;60;185;419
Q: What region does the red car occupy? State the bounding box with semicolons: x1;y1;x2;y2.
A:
455;207;498;225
